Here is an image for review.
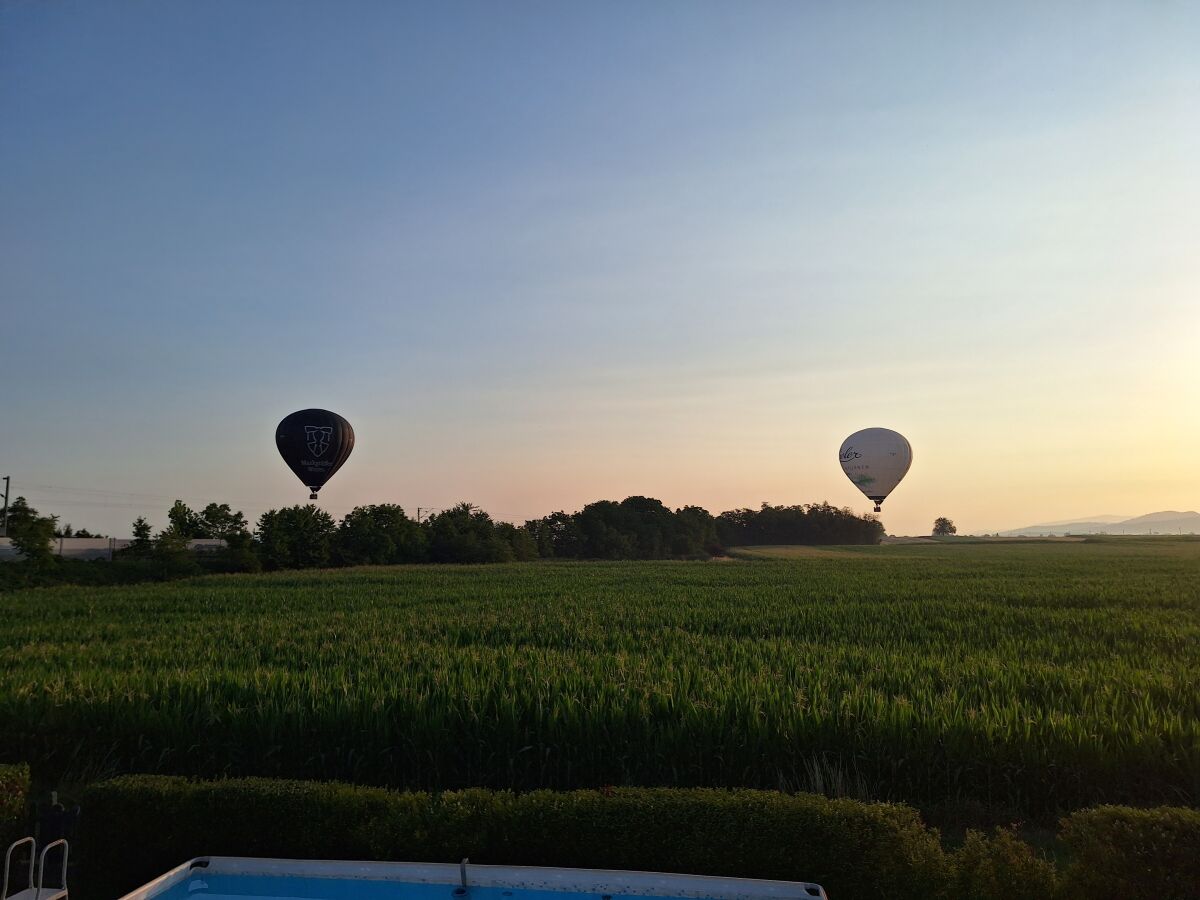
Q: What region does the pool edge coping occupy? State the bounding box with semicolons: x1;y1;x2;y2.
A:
117;857;827;900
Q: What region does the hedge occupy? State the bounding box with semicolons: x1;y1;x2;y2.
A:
0;763;30;847
1058;805;1200;900
943;828;1058;900
78;778;946;900
75;776;1200;900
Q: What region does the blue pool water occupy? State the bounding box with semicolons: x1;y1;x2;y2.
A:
157;875;742;900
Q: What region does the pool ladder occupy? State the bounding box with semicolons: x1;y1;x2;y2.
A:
2;837;68;900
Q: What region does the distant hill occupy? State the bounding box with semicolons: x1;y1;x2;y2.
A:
1000;511;1200;536
1028;514;1129;526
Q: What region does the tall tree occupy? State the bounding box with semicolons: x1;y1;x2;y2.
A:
166;500;205;539
335;504;427;566
127;517;154;557
674;505;719;556
198;503;250;541
424;502;513;563
495;522;539;561
6;497;57;565
524;511;584;558
256;505;336;569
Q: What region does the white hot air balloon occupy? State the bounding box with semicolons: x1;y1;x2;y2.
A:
839;428;912;512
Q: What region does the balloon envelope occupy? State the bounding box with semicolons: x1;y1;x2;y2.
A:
839;427;912;511
276;409;355;499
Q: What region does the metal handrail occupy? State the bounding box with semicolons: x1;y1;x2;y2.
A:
36;839;68;900
3;838;35;900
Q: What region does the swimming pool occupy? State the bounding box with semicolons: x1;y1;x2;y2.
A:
119;858;828;900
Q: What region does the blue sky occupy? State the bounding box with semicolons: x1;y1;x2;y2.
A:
2;1;1198;536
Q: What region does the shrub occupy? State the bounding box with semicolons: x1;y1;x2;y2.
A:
77;776;418;899
79;778;948;900
446;788;949;900
944;828;1058;900
1058;805;1200;900
0;763;30;847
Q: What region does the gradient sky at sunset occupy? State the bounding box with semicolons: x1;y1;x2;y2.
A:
2;1;1197;537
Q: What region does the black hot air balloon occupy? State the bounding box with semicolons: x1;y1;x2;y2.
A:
275;409;355;500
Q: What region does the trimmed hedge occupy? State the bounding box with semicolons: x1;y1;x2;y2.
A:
78;778;946;900
75;776;1200;900
0;763;30;847
1058;805;1200;900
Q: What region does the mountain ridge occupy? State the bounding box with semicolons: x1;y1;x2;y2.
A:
999;511;1200;536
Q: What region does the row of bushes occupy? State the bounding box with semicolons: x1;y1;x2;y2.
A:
77;776;1200;900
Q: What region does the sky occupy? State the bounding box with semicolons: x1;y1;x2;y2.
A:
2;1;1198;538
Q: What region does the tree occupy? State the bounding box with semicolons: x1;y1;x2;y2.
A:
189;502;258;570
933;517;957;536
524;511;584;558
152;522;202;577
335;504;427;566
5;497;57;565
674;505;720;556
495;522;539;561
198;503;250;541
166;500;205;539
617;495;679;559
126;516;154;557
256;505;336;569
424;502;513;563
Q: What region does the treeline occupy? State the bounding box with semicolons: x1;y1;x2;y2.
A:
1;495;882;588
182;496;722;569
253;497;881;567
716;502;886;546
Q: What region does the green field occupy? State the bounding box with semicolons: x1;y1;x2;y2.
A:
3;540;1197;822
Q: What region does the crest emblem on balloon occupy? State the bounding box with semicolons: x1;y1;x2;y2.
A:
305;425;333;457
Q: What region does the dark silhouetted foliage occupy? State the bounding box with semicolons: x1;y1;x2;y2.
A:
334;504;428;566
79;777;947;900
526;497;720;560
425;503;515;563
5;494;882;589
256;505;337;570
716;502;883;547
5;497;57;566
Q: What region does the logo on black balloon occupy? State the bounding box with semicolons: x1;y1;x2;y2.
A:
305;425;333;457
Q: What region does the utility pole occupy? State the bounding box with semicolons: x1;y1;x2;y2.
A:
1;476;9;537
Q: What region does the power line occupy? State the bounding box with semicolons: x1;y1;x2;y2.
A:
27;483;279;508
